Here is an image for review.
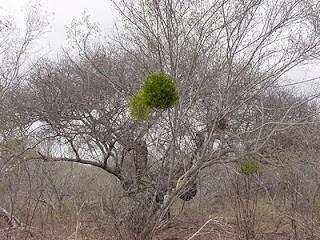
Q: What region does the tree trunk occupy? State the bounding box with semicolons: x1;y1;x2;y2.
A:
124;190;160;240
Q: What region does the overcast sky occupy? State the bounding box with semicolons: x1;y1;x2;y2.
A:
0;0;115;54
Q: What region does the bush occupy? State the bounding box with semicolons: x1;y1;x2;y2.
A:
239;160;260;175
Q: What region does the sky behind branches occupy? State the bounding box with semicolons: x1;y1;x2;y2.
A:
0;0;115;54
0;0;319;91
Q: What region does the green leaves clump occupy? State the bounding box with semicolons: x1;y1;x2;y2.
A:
129;72;179;121
239;160;260;175
142;73;179;110
129;91;150;121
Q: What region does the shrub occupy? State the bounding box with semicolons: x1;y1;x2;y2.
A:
239;160;260;175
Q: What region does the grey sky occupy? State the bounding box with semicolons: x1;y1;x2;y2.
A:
0;0;115;53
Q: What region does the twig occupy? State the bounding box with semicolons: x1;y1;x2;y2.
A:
185;218;214;240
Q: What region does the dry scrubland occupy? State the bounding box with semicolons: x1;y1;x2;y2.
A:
2;145;320;240
2;0;320;239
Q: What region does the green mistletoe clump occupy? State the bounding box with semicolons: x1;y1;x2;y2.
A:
129;73;179;121
239;159;260;175
129;90;150;121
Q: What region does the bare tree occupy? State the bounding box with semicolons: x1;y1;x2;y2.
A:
0;1;48;139
0;3;49;239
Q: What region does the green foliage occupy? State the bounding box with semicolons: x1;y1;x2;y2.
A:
129;72;179;121
129;91;151;121
314;203;320;210
239;160;260;175
142;73;179;110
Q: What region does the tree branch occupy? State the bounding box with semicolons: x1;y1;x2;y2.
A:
36;152;123;180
